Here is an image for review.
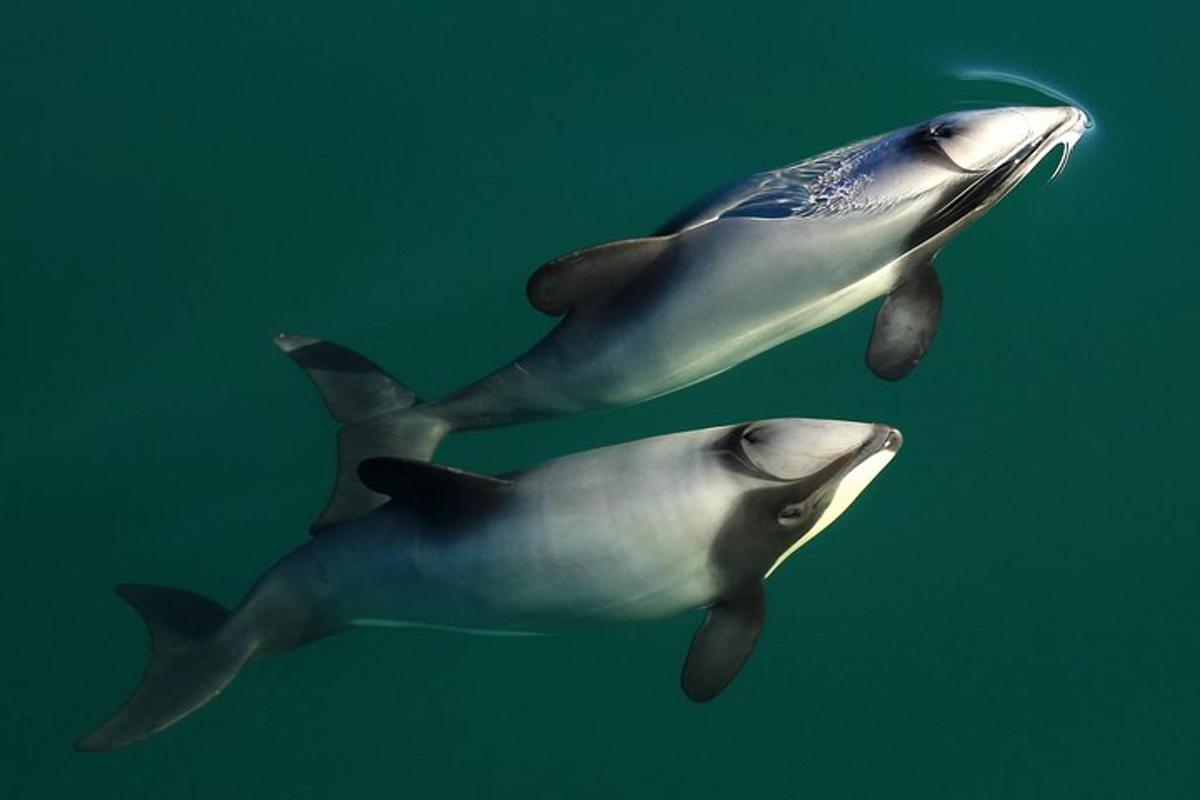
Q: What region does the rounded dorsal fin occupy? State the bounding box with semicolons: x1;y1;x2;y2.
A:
356;458;511;526
526;236;673;316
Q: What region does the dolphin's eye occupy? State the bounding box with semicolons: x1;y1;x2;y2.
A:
741;424;764;445
905;122;982;174
778;502;808;527
907;124;953;151
931;123;956;139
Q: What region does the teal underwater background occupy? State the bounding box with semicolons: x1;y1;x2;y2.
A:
4;2;1200;797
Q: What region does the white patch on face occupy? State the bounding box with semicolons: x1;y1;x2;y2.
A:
764;449;896;579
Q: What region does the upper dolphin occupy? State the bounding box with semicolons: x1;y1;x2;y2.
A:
280;104;1088;530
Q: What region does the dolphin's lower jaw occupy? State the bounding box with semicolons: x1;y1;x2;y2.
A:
985;109;1087;202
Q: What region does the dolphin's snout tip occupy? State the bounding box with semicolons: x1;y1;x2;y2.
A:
1048;104;1092;132
1016;105;1091;136
880;426;903;453
1064;105;1093;131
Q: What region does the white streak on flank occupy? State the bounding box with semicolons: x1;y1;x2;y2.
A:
352;619;546;637
764;449;896;579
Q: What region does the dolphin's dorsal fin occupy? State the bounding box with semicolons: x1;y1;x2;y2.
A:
355;458;511;522
526;236;673;316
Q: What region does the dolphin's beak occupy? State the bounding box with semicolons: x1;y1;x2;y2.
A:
1015;105;1090;181
1017;105;1090;137
852;424;902;468
1001;106;1090;180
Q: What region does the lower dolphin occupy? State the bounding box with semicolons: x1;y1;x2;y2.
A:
76;417;901;752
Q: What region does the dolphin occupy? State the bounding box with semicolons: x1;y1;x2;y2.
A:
279;104;1087;531
76;417;901;752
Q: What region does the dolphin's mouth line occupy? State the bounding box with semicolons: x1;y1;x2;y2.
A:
924;136;1045;233
1001;112;1086;188
761;427;899;579
850;426;901;470
917;114;1085;243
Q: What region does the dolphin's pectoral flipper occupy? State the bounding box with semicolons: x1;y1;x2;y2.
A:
358;457;511;520
275;334;451;533
526;236;672;316
681;583;765;702
866;257;943;381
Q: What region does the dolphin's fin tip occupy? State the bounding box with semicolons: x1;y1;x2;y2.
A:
273;332;320;353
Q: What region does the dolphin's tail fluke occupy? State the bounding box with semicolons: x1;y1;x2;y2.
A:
274;333;451;533
75;584;253;753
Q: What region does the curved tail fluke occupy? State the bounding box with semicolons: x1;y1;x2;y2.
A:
272;334;417;423
274;334;450;533
75;585;253;753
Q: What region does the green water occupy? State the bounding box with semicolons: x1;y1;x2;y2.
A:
4;2;1199;797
